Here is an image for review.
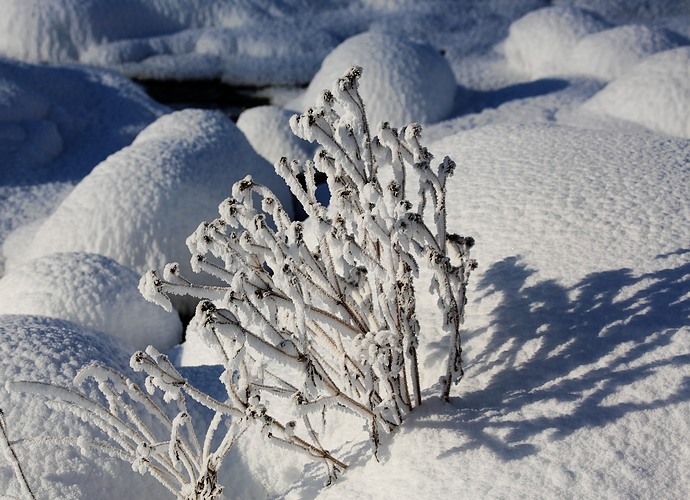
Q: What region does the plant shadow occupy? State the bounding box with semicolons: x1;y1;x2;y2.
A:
421;251;690;461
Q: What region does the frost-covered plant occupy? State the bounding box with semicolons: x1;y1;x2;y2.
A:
140;66;475;476
1;408;35;499
8;349;247;499
7;67;474;497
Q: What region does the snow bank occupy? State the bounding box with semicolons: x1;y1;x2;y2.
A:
0;58;163;182
0;58;165;270
583;47;690;138
0;315;168;499
0;252;181;350
554;0;690;23
569;24;685;80
0;0;233;64
430;123;690;285
86;22;341;86
0;0;346;86
236;106;314;165
286;122;690;498
291;32;457;127
18;109;290;279
411;122;690;390
504;6;610;78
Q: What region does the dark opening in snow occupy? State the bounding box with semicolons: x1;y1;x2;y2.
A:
134;79;272;121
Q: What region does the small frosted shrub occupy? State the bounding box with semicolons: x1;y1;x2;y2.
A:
141;66;475;477
8;349;245;498
9;66;475;497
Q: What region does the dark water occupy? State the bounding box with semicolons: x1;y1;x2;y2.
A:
134;79;272;121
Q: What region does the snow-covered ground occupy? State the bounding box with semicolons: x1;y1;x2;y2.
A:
1;1;689;498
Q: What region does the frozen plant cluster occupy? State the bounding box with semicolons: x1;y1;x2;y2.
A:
7;67;474;497
9;349;241;499
139;67;475;483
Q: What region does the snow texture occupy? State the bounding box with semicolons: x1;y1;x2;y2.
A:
583;47;690;138
555;0;690;23
1;0;690;498
15;109;290;282
0;58;165;270
285;122;690;500
0;252;181;350
236;106;314;165
291;31;457;127
569;24;686;80
0;315;168;499
504;6;611;78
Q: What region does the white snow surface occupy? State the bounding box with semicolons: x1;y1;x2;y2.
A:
15;109;290;283
504;6;611;78
0;1;538;87
583;47;690;138
0;58;165;271
236;105;314;165
0;252;181;350
291;31;457;128
569;24;686;80
1;0;690;498
0;315;168;499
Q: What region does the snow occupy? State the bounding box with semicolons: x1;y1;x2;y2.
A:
12;109;290;287
0;58;165;272
291;31;457;128
1;0;690;498
236;106;314;166
503;6;611;79
569;24;685;80
0;252;181;350
583;47;690;138
0;315;168;499
554;0;690;23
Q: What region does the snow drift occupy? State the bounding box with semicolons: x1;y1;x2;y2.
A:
291;31;457;127
0;315;169;499
0;57;165;271
569;24;685;80
583;47;690;138
236;105;314;165
18;109;290;280
504;6;611;78
0;252;181;350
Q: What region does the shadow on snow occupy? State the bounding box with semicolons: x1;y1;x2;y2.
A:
418;250;690;460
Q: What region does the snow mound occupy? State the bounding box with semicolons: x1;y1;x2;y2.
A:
569;24;686;80
0;58;164;182
0;0;221;64
85;21;341;86
504;6;610;78
0;0;344;86
429;123;690;284
583;47;690;138
0;58;165;269
0;315;168;499
291;31;457;127
236;106;314;165
553;0;690;23
0;252;181;350
19;109;289;278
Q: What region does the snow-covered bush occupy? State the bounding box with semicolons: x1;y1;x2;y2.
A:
8;67;474;497
140;66;475;480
